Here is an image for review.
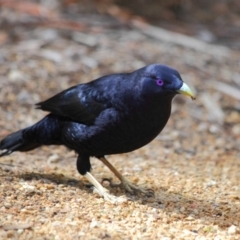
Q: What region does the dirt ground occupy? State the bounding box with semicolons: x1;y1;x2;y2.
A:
0;1;240;239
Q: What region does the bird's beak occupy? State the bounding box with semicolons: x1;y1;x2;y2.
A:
177;82;195;100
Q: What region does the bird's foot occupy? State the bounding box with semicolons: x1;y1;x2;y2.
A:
84;172;127;204
93;186;127;204
102;177;154;197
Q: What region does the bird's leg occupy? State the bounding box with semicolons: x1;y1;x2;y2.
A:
77;154;126;203
84;172;127;204
99;157;154;197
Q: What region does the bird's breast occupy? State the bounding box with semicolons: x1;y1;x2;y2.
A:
89;98;172;154
65;95;173;156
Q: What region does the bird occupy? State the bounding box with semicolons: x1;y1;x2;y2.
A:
0;64;194;203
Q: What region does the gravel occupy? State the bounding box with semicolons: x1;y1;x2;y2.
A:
0;2;240;239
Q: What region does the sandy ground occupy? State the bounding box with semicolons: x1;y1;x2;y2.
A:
0;2;240;239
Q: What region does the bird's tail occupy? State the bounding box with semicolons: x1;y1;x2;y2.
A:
0;129;41;157
0;114;64;157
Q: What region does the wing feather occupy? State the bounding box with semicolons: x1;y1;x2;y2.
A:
36;84;106;125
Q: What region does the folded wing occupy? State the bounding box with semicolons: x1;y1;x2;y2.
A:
36;85;106;125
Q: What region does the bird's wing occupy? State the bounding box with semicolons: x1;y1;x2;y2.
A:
35;85;107;125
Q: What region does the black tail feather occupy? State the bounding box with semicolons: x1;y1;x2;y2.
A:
0;114;67;157
0;129;41;157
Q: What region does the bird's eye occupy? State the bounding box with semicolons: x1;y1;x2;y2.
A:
156;79;164;86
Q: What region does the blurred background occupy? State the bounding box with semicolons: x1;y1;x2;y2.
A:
0;1;240;238
0;0;240;146
113;0;240;49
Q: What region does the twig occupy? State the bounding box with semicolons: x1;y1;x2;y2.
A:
200;93;225;124
106;4;231;57
210;81;240;101
132;20;231;57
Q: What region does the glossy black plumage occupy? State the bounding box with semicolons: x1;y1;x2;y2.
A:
0;64;194;197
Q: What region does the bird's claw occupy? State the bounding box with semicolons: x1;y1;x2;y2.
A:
102;177;121;188
93;186;127;204
102;177;154;197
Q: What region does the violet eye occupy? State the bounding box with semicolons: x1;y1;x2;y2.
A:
156;79;164;86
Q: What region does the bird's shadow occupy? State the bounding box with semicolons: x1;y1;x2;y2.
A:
17;171;94;194
13;170;240;230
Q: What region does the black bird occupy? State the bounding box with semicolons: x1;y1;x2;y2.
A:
0;64;194;202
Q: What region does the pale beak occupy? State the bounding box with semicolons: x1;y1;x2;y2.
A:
177;82;195;100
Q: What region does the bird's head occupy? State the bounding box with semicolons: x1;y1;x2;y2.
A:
139;64;195;100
